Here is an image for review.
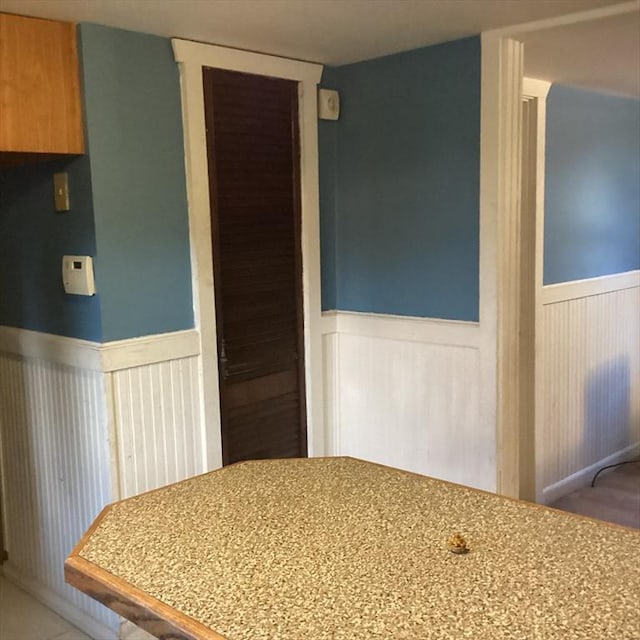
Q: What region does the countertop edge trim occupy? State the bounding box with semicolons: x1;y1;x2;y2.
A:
64;555;225;640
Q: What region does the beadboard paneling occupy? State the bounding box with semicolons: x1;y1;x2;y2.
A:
111;356;204;498
539;282;640;501
0;327;205;635
322;313;490;491
322;333;339;457
0;353;119;636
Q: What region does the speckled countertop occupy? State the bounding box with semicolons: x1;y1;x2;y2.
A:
79;457;640;640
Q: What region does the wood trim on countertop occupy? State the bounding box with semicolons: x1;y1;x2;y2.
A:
65;557;224;640
65;482;227;639
66;503;225;639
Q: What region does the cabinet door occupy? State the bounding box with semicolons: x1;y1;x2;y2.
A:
0;13;84;154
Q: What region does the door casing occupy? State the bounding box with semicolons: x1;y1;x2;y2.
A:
172;40;324;471
521;78;551;502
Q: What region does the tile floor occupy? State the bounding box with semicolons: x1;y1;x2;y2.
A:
0;576;91;640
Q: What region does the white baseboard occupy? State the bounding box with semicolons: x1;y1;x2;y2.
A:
541;442;640;505
1;564;119;640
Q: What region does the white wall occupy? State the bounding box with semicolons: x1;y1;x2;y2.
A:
322;312;495;491
537;272;640;503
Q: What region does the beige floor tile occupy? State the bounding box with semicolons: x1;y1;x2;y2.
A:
0;576;86;640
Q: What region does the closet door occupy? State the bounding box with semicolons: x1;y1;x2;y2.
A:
203;68;307;465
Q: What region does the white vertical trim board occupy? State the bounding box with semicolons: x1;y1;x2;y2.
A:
521;78;551;503
519;94;536;502
172;39;326;464
480;34;524;497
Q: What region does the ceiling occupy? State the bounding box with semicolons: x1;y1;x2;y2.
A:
2;0;638;96
521;10;640;97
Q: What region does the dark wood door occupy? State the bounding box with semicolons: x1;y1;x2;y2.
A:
202;68;307;465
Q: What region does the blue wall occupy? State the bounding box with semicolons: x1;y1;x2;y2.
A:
3;28;483;340
319;37;481;321
544;85;640;284
0;25;194;343
80;24;193;341
0;157;104;341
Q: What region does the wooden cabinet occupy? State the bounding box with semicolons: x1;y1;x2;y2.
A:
0;13;84;156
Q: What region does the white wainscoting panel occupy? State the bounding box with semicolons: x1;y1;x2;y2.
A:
0;353;119;637
111;355;204;498
322;312;492;491
0;327;205;637
539;277;640;502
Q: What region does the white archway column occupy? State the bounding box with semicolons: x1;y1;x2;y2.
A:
480;34;524;497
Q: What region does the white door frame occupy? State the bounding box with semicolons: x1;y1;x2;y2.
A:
522;78;551;502
481;1;637;497
172;40;325;470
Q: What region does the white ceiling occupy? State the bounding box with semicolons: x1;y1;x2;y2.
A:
0;0;626;64
2;0;638;96
521;10;640;97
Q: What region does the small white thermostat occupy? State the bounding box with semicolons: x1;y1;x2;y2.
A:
62;255;96;296
318;88;340;120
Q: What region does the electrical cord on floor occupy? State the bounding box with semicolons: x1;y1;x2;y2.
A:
591;459;640;487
